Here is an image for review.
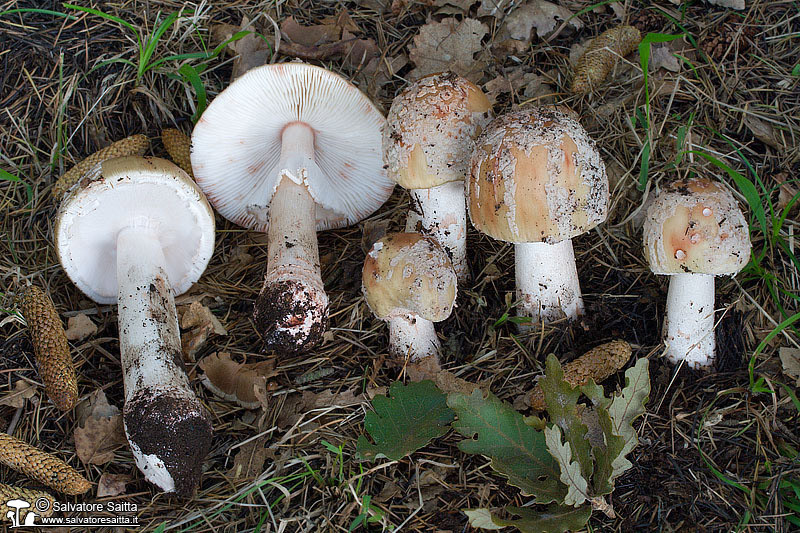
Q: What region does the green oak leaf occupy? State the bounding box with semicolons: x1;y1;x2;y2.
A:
448;390;565;504
539;355;593;481
356;380;454;461
465;504;592;533
582;358;650;494
544;425;590;506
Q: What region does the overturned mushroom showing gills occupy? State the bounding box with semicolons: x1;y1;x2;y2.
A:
55;156;215;496
643;178;750;369
362;233;457;363
467;108;608;326
191;62;392;353
384;72;493;281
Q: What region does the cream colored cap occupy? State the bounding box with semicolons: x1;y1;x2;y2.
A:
384;72;493;190
467;107;608;244
643;177;751;275
362;232;457;321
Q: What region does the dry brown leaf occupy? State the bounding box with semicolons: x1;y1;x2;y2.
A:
356;54;409;101
744;115;783;150
281;16;340;47
228;436;273;480
181;302;227;335
96;473;130;498
778;347;800;387
199;352;277;409
409;18;488;82
650;43;680;72
227;16;272;80
432;0;478;10
322;10;362;34
276;388;366;428
75;390;119;425
0;380;36;408
501;1;582;42
775;173;798;212
65;313;97;341
477;0;511;16
74;414;125;465
708;0;745;9
361;219;392;254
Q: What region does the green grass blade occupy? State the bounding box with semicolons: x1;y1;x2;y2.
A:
638;141;651;191
0;169;33;208
139;11;181;78
63;3;138;36
748;311;800;388
178;64;207;123
0;8;76;19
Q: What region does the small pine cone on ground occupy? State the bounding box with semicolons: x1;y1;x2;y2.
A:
700;19;755;64
0;483;55;520
528;340;633;411
53;134;149;198
162;128;194;177
0;433;91;495
571;25;642;94
629;8;667;34
18;286;79;411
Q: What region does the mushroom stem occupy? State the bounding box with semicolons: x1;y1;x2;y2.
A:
664;273;715;369
254;122;329;351
387;313;440;362
116;226;212;496
515;239;584;327
406;181;469;281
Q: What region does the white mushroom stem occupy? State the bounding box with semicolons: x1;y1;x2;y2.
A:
515;239;585;327
116;226;211;496
255;122;328;349
387;313;440;362
664;273;715;369
406;181;469;281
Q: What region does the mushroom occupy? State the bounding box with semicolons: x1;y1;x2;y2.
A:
362;232;457;363
467;108;608;326
55;156;215;496
642;177;751;369
191;62;392;352
384;72;493;281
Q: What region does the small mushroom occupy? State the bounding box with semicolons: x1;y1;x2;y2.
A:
362;233;457;364
467;107;608;326
643;177;751;369
384;72;493;281
191;62;393;353
55;156;215;496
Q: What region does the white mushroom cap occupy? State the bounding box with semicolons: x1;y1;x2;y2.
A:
191;62;394;232
643;177;751;275
384;72;493;190
362;232;457;322
468;107;608;244
55;156;215;304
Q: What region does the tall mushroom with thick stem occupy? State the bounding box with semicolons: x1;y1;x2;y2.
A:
191;62;393;353
643;177;750;369
467;108;608;326
55;156;215;496
362;233;457;364
384;72;493;281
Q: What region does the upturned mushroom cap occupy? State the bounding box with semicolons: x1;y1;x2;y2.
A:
384;72;493;190
55;156;215;304
643;177;751;275
467;107;608;243
362;233;457;321
191;62;393;232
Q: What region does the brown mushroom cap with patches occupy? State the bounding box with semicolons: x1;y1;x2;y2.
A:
643;177;751;275
384;72;493;190
467;107;608;244
362;233;457;321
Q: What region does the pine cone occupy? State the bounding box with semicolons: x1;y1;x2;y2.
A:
162;128;194;177
700;20;755;64
18;286;79;411
53;134;149;198
571;25;642;94
527;340;633;411
0;433;91;495
0;484;55;521
629;8;667;34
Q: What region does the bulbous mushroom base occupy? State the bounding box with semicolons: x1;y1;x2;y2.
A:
254;270;329;353
124;389;212;497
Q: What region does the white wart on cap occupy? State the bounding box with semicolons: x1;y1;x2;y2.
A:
56;156;214;496
362;232;456;363
192;62;393;352
467;107;608;325
384;72;493;280
643;177;751;369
